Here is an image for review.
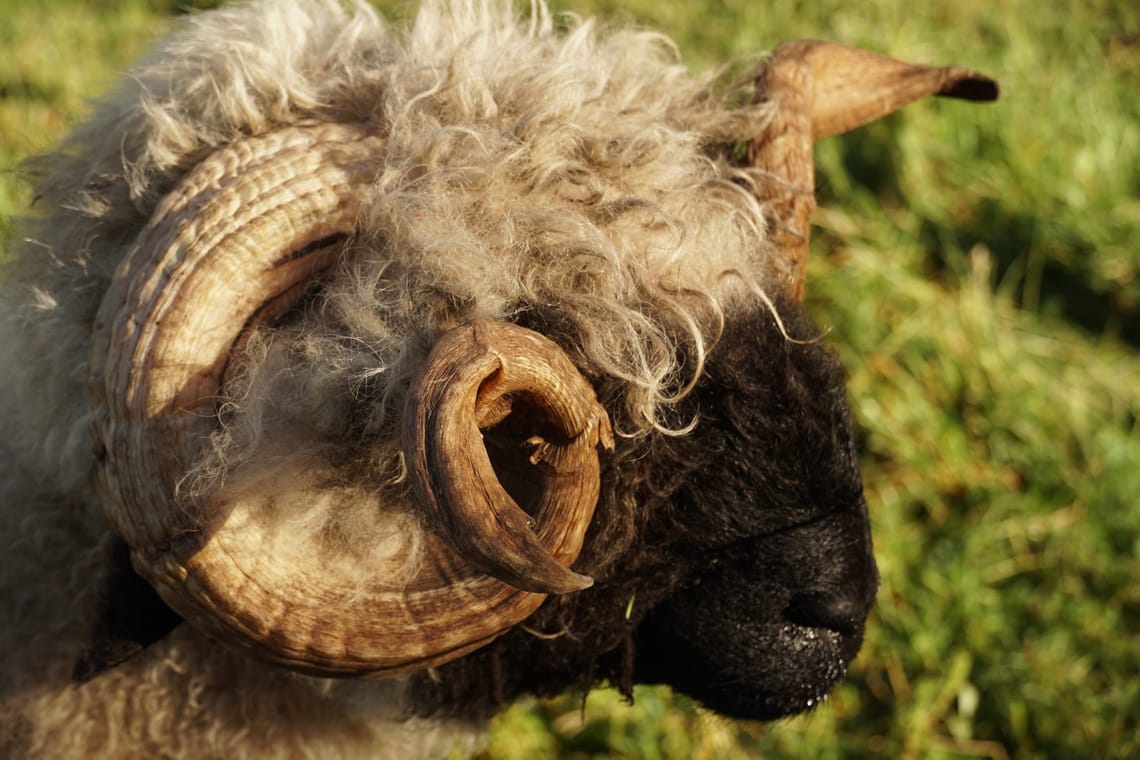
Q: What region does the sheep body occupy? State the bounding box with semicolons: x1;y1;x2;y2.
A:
1;0;867;756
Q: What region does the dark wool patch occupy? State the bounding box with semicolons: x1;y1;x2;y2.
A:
72;538;185;683
408;296;877;719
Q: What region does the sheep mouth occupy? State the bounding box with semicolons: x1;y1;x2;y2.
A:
628;519;874;721
633;609;862;721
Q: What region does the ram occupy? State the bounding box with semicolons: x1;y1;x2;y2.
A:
0;0;997;756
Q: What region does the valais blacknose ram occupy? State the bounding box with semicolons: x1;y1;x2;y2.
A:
0;0;998;756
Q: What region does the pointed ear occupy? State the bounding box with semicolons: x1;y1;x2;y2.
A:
771;39;998;140
749;39;999;299
72;538;184;683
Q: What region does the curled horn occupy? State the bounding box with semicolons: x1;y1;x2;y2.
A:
91;122;611;677
404;321;613;595
749;40;999;299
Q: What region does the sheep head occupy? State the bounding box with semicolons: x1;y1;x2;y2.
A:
79;3;997;723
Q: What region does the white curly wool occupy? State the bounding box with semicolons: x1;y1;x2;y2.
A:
0;1;780;756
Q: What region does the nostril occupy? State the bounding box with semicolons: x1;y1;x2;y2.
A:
785;592;861;634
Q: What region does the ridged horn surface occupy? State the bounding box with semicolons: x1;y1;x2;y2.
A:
749;40;999;299
404;320;614;595
90;123;611;677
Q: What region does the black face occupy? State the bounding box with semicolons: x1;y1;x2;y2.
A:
409;299;877;722
630;302;878;719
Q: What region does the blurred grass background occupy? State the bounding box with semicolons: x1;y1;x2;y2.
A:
2;0;1138;757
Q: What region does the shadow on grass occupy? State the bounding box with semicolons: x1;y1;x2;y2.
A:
820;126;1139;347
917;200;1140;346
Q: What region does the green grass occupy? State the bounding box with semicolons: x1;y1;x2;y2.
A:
3;1;1138;758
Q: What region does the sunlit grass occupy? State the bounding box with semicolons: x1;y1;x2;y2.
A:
3;2;1137;757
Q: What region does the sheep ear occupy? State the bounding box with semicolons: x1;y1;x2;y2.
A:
749;39;999;299
72;538;183;683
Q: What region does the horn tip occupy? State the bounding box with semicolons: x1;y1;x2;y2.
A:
551;570;595;594
509;566;595;595
938;71;1000;102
